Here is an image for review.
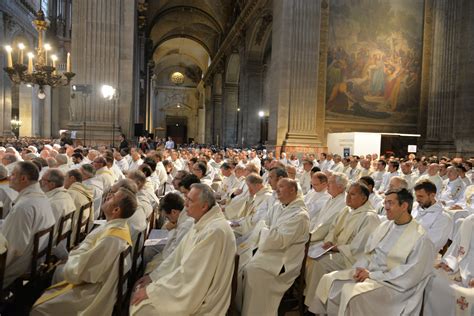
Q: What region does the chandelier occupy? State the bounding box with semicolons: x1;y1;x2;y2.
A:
3;4;75;99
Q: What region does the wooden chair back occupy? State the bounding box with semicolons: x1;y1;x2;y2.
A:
56;211;74;250
31;225;55;280
277;238;310;316
75;202;93;246
113;246;132;316
227;254;240;316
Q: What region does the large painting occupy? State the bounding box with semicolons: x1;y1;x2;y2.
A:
325;0;424;123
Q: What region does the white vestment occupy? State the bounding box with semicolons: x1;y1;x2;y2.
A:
1;183;56;288
144;210;194;273
379;171;400;192
96;167;115;191
67;182;94;245
418;174;444;193
299;170;312;195
218;173;240;200
0;181;18;218
371;170;386;191
46;187;76;240
412;201;453;251
131;205;236;315
304;189;332;230
424;214;474;316
241;197;310;316
440;178;466;207
315;219;435;316
31;219;132;316
310;192;347;242
305;202;381;311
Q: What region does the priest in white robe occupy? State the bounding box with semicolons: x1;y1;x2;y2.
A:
412;179;453;252
304;171;331;230
314;188;435;315
144;192;194;272
130;183;236;315
0;164;18;218
93;157;115;191
40;168;76;242
1;162;56;289
241;178;310;315
32;187;137;316
440;166;466;207
64;169;94;246
298;159;314;195
423;214;474;316
305;182;380;312
310;172;348;242
80;164;104;220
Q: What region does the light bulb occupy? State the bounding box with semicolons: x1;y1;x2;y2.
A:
44;43;51;51
38;90;46;99
18;43;25;50
51;54;58;61
4;45;12;52
27;52;34;58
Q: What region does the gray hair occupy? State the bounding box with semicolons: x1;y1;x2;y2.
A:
56;154;68;166
127;170;146;189
331;172;349;190
80;164;96;178
190;183;216;210
114;179;138;194
3;153;17;164
46;169;65;188
389;176;409;190
246;173;263;185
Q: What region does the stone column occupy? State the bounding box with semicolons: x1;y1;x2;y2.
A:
422;0;462;155
240;61;264;146
222;83;239;146
268;0;323;155
0;11;12;136
211;72;223;146
68;0;136;145
204;84;213;143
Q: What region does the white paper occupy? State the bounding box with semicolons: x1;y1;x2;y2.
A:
144;238;168;247
308;241;335;259
93;219;107;226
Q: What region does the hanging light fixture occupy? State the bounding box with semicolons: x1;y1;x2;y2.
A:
3;0;75;99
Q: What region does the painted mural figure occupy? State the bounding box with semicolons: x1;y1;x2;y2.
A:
325;0;424;124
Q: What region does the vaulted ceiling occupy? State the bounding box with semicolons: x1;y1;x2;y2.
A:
143;0;238;87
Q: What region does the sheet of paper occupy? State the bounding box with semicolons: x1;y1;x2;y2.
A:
144;238;168;247
148;229;169;240
308;241;335;259
93;219;107;226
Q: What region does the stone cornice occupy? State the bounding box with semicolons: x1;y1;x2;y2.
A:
202;0;267;83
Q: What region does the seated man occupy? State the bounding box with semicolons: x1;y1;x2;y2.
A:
2;162;55;289
144;192;194;272
413;179;453;252
241;179;310;315
423;214;474;315
232;173;273;233
304;171;331;230
315;189;435;315
40;168;76;241
0;164;18;218
130;183;236;315
31;187;137;315
305;183;380;312
92;156;115;191
64;169;94;245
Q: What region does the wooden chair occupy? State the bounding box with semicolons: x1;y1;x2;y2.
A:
30;225;55;281
0;206;3;219
75;202;93;246
56;212;75;251
131;229;147;283
277;239;310;316
0;250;8;301
227;254;240;316
146;210;155;239
113;246;132;316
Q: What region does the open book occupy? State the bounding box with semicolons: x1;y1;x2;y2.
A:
308;241;335;259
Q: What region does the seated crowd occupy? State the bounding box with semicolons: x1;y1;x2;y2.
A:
0;140;473;315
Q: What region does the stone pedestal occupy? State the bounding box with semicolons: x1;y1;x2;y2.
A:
268;0;323;154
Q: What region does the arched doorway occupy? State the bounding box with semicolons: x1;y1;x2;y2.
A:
166;116;188;144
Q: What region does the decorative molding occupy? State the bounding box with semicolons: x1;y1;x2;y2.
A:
254;13;272;45
202;0;267;83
